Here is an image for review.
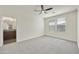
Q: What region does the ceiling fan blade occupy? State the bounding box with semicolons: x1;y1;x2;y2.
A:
45;8;53;11
41;5;44;11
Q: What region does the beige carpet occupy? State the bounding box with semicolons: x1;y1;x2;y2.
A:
0;35;79;54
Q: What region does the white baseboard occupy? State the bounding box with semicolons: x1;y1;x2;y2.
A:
45;34;77;43
17;33;44;42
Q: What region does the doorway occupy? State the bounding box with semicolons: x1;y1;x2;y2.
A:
2;16;16;44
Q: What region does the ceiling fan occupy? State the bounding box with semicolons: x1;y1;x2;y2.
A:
34;5;53;14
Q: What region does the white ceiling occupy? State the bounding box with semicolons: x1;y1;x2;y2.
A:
0;5;78;18
37;5;78;18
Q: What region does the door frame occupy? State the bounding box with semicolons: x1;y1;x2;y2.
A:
0;17;17;47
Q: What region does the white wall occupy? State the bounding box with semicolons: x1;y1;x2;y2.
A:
0;18;3;47
16;6;44;42
0;6;44;46
77;8;79;48
44;10;77;42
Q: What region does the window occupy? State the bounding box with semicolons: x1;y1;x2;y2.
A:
57;17;66;32
49;19;56;31
48;17;66;32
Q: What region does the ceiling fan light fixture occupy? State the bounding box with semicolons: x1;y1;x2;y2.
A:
34;5;54;15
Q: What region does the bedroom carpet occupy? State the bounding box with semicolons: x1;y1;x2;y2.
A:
0;35;79;54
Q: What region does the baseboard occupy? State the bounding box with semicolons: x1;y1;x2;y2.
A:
45;34;77;43
17;33;44;42
0;42;3;47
